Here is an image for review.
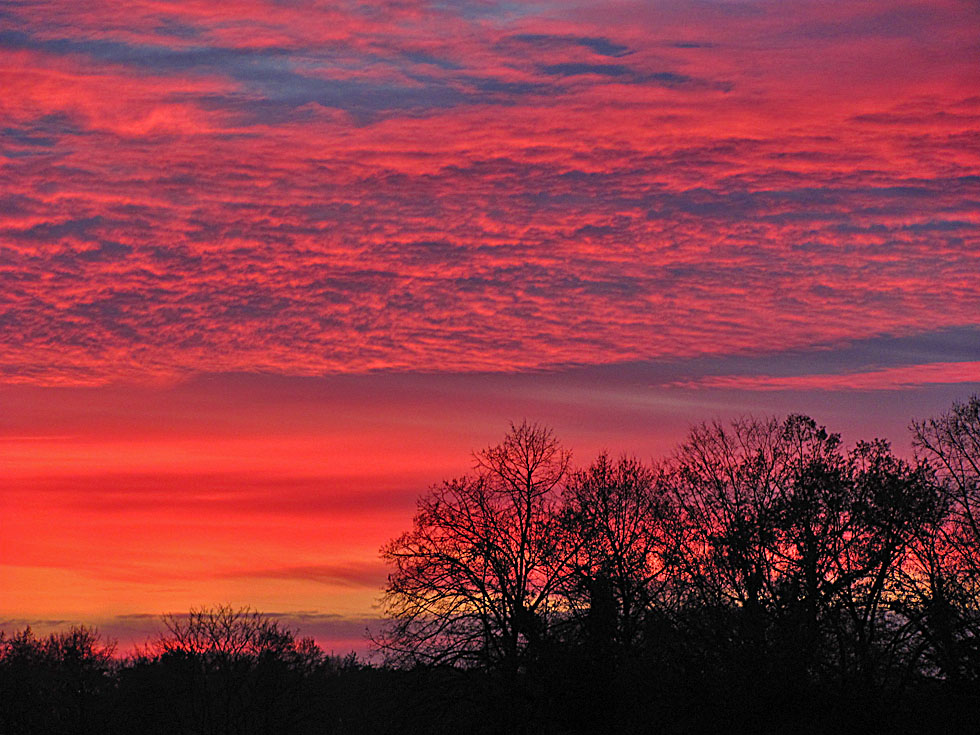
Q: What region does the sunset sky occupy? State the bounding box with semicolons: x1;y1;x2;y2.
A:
2;0;979;654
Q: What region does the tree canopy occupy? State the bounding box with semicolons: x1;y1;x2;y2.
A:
375;401;980;732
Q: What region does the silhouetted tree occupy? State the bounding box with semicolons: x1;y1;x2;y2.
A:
904;396;980;685
0;625;115;735
666;416;818;660
550;454;680;733
913;395;980;588
561;453;677;652
663;415;938;727
378;421;576;674
830;440;937;699
132;605;327;735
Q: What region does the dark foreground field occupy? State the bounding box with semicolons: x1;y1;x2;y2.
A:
2;617;979;735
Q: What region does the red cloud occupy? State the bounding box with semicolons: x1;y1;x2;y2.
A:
1;0;978;385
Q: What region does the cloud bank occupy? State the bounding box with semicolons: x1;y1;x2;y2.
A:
1;0;977;384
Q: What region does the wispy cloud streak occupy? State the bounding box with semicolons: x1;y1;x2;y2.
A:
678;361;980;392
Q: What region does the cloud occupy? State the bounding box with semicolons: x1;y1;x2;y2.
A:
226;563;388;589
509;33;632;57
538;63;714;90
0;0;977;385
676;361;980;392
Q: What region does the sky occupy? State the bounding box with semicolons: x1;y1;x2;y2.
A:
2;0;979;655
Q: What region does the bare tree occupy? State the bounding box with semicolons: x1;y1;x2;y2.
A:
832;440;936;690
377;421;575;672
665;415;935;689
913;396;980;584
906;396;980;683
666;416;794;623
561;453;677;651
151;605;325;735
156;605;297;660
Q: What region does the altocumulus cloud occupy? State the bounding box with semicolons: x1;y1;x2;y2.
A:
0;0;978;385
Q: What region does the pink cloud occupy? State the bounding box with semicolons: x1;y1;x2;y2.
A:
0;0;978;387
678;361;980;391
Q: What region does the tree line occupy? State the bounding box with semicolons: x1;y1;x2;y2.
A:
377;397;980;732
3;396;979;734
